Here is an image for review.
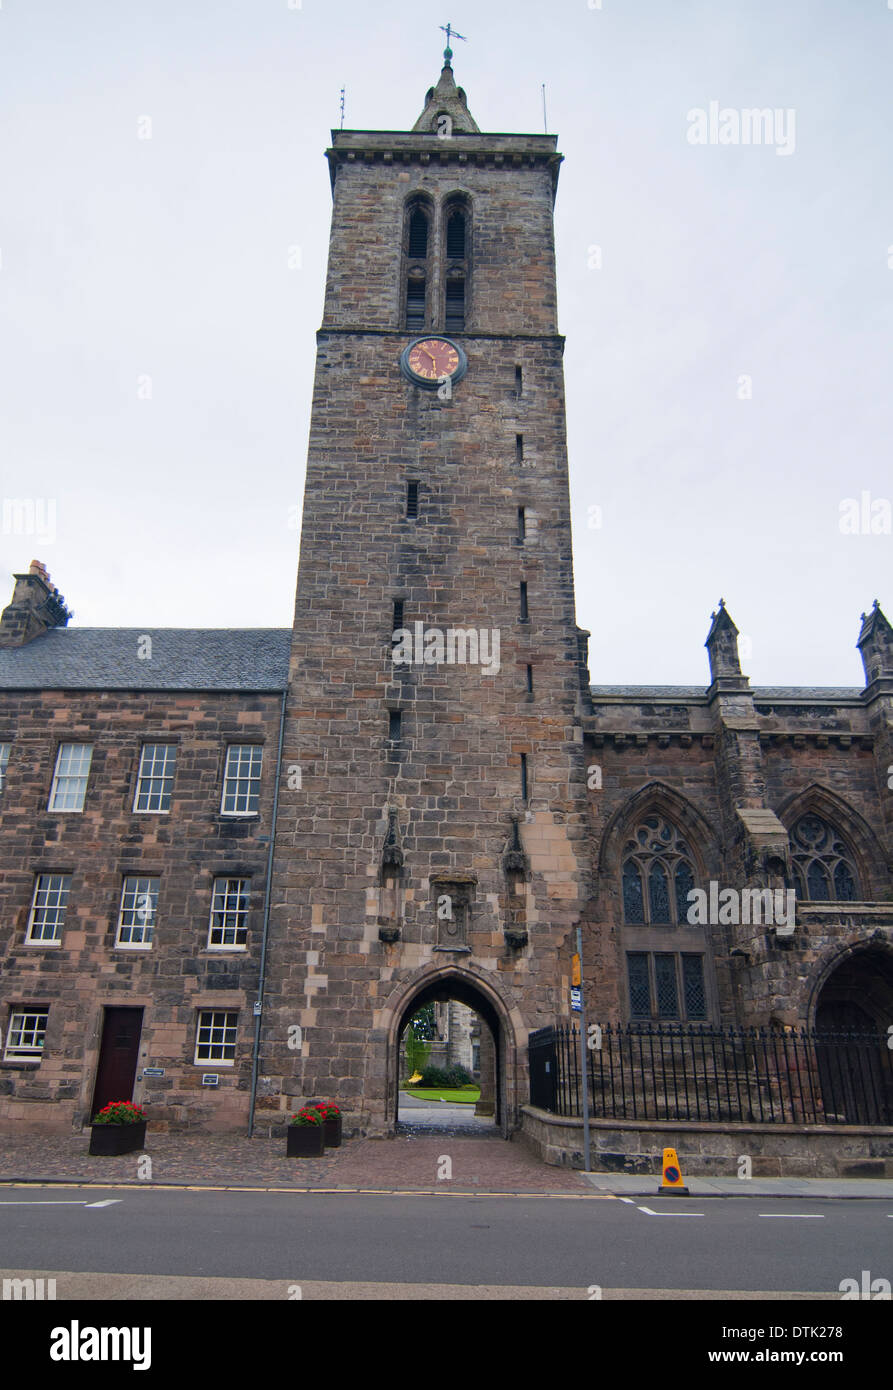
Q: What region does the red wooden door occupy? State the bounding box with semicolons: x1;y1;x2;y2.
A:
90;1008;143;1119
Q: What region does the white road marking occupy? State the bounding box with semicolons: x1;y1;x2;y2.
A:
637;1205;704;1217
618;1197;636;1204
758;1213;824;1219
0;1199;122;1208
0;1200;89;1206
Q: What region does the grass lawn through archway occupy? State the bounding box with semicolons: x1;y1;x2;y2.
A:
401;1085;481;1104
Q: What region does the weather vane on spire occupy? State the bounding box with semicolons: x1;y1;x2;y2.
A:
439;22;467;65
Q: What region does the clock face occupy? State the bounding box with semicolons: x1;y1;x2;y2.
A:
400;336;468;389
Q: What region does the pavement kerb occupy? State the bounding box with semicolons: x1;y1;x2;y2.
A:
0;1175;891;1198
0;1178;609;1199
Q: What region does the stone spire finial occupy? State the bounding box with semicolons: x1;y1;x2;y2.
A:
411;41;480;134
857;599;893;685
705;598;742;681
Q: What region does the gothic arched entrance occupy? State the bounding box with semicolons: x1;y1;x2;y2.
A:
812;944;893;1124
382;966;522;1138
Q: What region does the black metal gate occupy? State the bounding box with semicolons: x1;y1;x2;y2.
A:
528;1026;557;1113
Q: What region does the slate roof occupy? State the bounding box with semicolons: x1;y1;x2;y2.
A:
0;629;292;692
589;685;863;702
0;631;864;701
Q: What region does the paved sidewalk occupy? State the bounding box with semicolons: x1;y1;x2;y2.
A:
2;1132;889;1199
397;1090;496;1134
0;1131;588;1195
580;1172;893;1199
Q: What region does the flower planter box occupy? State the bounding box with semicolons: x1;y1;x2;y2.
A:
287;1124;325;1157
322;1113;343;1148
89;1121;147;1156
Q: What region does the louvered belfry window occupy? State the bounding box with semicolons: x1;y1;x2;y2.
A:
408;207;428;258
404;198;431;330
446;208;466;258
443;197;469;332
406;279;425;331
445;279;465;332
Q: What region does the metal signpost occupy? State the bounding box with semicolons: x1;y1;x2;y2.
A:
574;927;591;1172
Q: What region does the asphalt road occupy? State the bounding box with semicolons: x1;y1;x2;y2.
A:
1;1186;891;1297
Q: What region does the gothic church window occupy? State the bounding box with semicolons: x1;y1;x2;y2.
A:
626;952;707;1022
621;814;697;925
790;814;859;901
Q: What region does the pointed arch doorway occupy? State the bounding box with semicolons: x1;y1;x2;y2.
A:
812;944;893;1124
384;967;519;1138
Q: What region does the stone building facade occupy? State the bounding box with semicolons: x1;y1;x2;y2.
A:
0;57;890;1138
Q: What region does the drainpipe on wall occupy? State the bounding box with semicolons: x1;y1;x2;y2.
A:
247;686;287;1138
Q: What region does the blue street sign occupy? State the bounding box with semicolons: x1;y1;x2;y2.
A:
570;987;582;1012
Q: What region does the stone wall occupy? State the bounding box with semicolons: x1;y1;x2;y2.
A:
520;1106;893;1178
0;690;282;1133
263;123;593;1138
581;672;893;1034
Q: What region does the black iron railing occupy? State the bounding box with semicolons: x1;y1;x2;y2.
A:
528;1023;893;1126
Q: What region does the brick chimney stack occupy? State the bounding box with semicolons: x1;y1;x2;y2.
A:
0;560;73;648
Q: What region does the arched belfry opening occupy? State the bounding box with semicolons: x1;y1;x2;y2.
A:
387;969;517;1138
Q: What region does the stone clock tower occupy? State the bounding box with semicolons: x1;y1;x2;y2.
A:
264;53;592;1136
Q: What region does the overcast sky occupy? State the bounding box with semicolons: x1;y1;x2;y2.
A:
1;0;890;686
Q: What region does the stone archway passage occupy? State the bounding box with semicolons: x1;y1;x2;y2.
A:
394;974;506;1136
814;946;893;1124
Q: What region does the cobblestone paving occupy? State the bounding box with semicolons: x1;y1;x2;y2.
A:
0;1132;589;1194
